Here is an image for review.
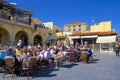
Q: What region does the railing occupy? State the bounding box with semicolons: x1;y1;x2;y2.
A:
34;24;53;31
0;14;30;24
0;18;33;28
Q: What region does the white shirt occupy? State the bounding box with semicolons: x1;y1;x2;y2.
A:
39;50;48;58
50;49;56;54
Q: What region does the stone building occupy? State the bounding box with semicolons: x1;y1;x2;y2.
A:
68;21;117;53
0;1;59;46
64;21;88;33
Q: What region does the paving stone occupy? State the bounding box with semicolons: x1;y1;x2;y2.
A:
0;53;120;80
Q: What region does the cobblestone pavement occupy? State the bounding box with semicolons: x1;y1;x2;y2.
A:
0;53;120;80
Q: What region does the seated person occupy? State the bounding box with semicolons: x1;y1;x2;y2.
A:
57;49;66;66
38;47;49;67
87;48;94;62
0;51;8;66
6;47;19;68
21;49;30;65
15;46;22;61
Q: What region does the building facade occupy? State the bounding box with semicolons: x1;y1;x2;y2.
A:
43;22;62;32
64;21;88;33
91;21;112;32
0;1;58;46
43;22;54;30
68;21;117;53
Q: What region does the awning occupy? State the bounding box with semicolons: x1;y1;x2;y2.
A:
81;35;98;38
68;36;80;39
47;35;55;40
96;35;116;43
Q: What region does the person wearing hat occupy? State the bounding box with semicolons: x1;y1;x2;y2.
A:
17;39;24;49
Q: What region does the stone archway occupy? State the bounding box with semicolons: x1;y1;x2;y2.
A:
15;31;28;46
0;27;10;46
33;35;42;46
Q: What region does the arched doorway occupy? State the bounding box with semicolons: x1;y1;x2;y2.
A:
15;31;28;46
34;35;42;46
0;28;10;46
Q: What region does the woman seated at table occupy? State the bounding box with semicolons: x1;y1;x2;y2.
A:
57;49;66;66
38;47;50;68
21;49;30;65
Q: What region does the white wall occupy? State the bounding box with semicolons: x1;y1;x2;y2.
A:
43;22;54;30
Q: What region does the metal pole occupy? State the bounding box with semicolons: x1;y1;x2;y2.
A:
92;38;94;51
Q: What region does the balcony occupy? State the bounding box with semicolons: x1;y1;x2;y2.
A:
0;18;33;28
0;0;32;25
34;24;53;31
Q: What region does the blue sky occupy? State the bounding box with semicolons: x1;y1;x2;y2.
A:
5;0;120;34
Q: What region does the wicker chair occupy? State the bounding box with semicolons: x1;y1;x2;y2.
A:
80;52;88;63
20;57;36;80
3;56;15;78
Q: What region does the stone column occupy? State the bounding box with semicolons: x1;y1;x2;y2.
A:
28;34;33;46
9;32;14;46
9;41;14;46
68;37;73;46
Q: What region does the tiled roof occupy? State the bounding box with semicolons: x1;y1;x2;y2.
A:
69;31;117;36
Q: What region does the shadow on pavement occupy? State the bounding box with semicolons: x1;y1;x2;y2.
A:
88;58;99;64
33;68;57;78
60;63;79;68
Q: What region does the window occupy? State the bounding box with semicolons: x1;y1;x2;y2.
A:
68;29;70;31
73;29;76;31
48;33;52;35
65;34;67;37
68;26;70;28
79;25;81;27
34;24;39;28
73;25;75;28
56;29;59;32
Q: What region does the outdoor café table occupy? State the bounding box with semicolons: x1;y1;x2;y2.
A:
52;55;62;70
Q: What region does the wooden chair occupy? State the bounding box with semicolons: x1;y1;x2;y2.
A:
80;52;88;63
36;59;42;71
40;58;49;68
3;56;15;78
20;57;36;80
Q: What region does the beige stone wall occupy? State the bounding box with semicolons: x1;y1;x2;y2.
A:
64;23;88;33
90;21;112;32
31;18;42;27
0;19;56;46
